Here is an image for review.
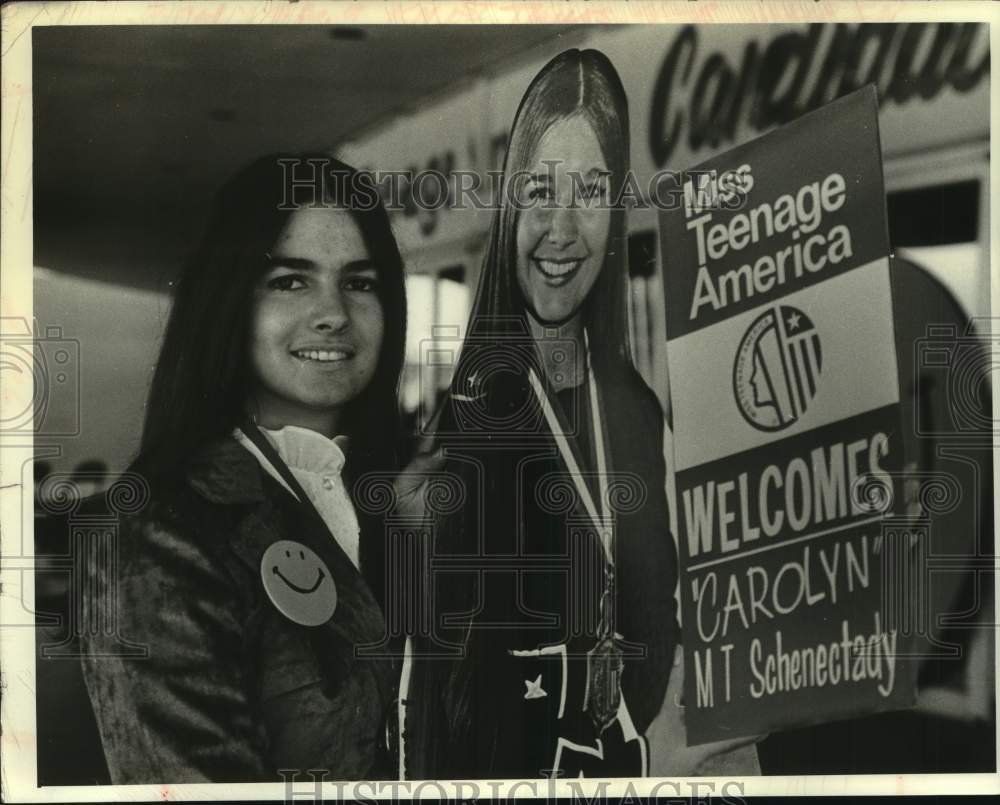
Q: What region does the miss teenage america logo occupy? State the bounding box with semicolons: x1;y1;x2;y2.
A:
733;304;822;432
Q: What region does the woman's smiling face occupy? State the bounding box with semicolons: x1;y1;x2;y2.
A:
515;115;610;326
249;207;385;436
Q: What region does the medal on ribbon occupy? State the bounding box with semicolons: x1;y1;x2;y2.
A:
583;575;623;734
529;333;625;737
584;634;624;734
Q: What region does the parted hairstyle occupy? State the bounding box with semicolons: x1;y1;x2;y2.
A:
137;154;406;541
465;47;633;383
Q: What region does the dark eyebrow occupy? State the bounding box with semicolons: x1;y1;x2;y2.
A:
343;259;377;274
264;254;317;271
264;256;376;273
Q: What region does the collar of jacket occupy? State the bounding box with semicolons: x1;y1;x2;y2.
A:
182;436;365;616
184;436;268;505
180;435;398;705
181;436;363;587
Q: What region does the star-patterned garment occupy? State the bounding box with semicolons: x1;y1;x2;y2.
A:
497;643;647;778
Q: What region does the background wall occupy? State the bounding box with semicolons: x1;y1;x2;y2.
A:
32;23;991;480
33;269;169;475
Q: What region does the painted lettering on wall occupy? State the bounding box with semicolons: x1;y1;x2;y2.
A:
649;23;990;168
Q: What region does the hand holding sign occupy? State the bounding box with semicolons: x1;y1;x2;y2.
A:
392;440;447;520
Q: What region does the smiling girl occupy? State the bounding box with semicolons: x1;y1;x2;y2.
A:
402;48;762;781
401;49;676;780
81;155;406;783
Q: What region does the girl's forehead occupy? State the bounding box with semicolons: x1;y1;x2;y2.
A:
529;115;608;173
271;207;367;259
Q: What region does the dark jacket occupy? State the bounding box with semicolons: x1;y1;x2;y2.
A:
81;437;396;784
406;365;679;778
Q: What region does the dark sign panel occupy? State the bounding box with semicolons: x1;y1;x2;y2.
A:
660;87;916;744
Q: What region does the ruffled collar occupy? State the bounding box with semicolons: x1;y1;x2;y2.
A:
259;425;346;478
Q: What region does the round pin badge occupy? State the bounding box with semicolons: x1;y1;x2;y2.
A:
260;540;337;627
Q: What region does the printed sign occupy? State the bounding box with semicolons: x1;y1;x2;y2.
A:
659;87;916;744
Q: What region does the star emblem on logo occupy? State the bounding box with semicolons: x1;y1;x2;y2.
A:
524;674;547;700
786;311;802;330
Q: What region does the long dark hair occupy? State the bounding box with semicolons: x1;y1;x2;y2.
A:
138;153;406;499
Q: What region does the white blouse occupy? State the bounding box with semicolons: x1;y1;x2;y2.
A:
234;425;361;569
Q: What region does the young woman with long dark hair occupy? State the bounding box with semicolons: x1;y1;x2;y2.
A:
81;154;406;783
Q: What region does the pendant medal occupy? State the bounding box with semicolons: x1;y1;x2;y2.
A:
584;635;624;734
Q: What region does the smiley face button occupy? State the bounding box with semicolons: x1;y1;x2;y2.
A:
260;540;337;626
